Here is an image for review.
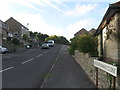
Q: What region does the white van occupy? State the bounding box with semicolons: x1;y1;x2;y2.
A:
47;40;54;47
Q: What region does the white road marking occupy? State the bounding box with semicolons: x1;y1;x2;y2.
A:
21;58;34;64
37;55;41;57
0;66;14;72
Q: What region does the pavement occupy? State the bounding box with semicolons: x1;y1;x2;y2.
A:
41;45;96;88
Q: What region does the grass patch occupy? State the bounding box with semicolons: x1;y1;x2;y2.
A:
45;72;51;79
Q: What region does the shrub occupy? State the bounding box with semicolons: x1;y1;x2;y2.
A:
68;37;78;55
68;34;98;57
68;46;75;55
7;37;12;41
11;38;20;45
22;34;29;41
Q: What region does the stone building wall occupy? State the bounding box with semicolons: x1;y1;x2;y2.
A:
73;50;116;88
5;18;21;38
98;13;120;62
104;13;119;62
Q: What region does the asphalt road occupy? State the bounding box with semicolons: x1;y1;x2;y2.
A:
42;45;96;88
2;45;62;89
1;45;95;89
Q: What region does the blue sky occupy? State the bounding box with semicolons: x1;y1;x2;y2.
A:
0;0;119;40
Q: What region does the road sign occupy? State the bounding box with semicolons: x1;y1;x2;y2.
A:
94;60;117;77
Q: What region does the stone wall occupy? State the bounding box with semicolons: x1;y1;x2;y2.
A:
101;13;120;62
73;50;115;88
2;39;26;53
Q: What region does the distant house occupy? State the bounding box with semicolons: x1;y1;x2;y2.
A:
74;28;88;37
5;17;29;39
88;28;96;36
0;20;10;40
94;1;120;63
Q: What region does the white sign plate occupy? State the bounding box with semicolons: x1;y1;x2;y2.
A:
94;60;117;77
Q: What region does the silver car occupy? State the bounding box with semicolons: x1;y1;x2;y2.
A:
41;43;49;49
0;46;8;53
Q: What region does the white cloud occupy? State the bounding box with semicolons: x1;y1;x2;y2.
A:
64;18;98;40
10;13;65;37
0;0;99;41
41;0;64;13
54;0;118;2
26;0;46;7
65;3;97;17
1;0;41;12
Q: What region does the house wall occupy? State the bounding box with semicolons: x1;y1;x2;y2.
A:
97;35;101;56
21;26;29;38
0;20;9;40
6;18;21;38
118;13;120;61
2;28;8;40
102;13;120;62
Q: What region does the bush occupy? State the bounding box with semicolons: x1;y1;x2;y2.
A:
77;35;98;57
68;34;98;57
11;38;20;45
22;34;29;41
68;37;78;55
68;46;75;55
7;37;12;41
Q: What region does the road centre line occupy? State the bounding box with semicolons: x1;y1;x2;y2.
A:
0;66;14;72
21;58;34;64
37;55;41;57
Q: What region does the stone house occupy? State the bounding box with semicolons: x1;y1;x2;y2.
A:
94;1;120;63
74;28;88;37
0;20;10;40
5;17;29;39
89;28;96;36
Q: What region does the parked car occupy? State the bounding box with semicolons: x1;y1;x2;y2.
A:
25;45;30;49
0;46;8;53
47;40;54;47
41;43;49;49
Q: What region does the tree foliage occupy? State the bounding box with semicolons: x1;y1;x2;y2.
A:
68;34;98;57
77;35;98;56
22;34;29;41
29;31;49;42
45;35;69;45
11;38;20;45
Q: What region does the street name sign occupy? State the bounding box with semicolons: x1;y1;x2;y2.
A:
94;60;117;77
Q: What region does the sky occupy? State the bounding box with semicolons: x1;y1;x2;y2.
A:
0;0;119;40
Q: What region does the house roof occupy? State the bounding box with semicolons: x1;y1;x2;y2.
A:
94;1;120;36
88;28;96;36
5;17;29;30
74;28;88;37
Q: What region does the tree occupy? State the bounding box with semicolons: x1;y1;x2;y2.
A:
68;34;98;56
45;35;69;45
77;34;98;56
22;34;29;41
11;38;20;45
68;37;78;55
29;31;49;43
29;31;35;38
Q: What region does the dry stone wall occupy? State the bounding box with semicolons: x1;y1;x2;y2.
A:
73;50;113;88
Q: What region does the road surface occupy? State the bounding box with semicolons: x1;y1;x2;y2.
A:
2;45;61;89
1;45;95;89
